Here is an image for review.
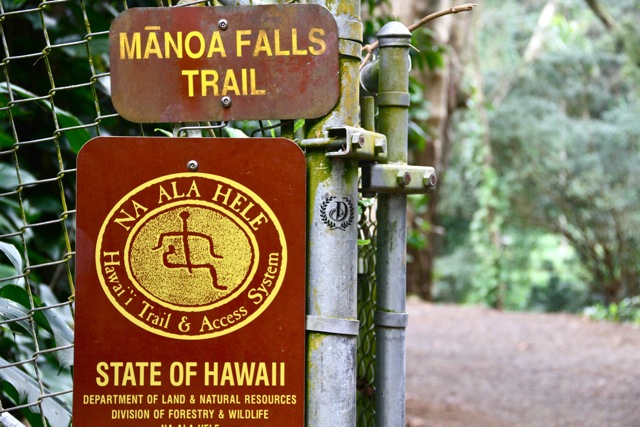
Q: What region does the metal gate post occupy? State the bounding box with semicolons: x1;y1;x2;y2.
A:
304;1;362;426
374;22;412;427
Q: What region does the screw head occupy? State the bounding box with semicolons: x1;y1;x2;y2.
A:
352;133;365;148
374;138;386;154
397;171;411;186
218;19;229;31
187;160;199;171
221;96;232;108
423;172;437;189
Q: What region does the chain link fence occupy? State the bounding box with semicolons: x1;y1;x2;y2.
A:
0;1;379;425
356;197;377;427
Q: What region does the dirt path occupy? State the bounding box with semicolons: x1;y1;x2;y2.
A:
405;299;640;427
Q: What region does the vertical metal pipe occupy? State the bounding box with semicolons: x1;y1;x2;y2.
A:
304;1;362;426
374;22;412;427
360;95;375;132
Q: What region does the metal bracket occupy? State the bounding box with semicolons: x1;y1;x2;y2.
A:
374;311;409;329
306;315;360;337
361;164;437;194
300;126;387;161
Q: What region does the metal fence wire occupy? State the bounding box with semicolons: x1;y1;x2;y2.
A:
0;1;379;425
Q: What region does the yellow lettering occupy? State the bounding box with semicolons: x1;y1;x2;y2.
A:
204;362;218;386
207;31;227;57
292;29;307;55
185;31;205;58
250;69;266;95
121;362;137;386
309;28;326;55
171;181;185;198
201;70;219;96
113;200;148;231
255;363;269;386
143;31;162;59
182;70;199;97
158;185;172;204
274;29;290;56
150;362;162;386
221;363;235;386
222;69;240;96
120;32;141;59
132;200;147;217
186;180;201;198
212;184;232;205
96;362;109;387
236;30;252;57
229;193;247;212
242;69;248;95
249;212;269;230
165;31;183;58
253;30;273;56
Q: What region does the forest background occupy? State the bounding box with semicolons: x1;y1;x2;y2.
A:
387;0;640;321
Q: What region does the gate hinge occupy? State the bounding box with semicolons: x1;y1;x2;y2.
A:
361;164;437;194
299;126;387;161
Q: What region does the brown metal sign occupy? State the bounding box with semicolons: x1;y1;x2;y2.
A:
74;137;306;426
109;5;339;122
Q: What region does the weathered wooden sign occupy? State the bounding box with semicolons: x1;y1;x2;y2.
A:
74;137;306;426
109;5;339;122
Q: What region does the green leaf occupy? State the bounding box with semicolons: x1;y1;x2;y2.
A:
0;82;91;153
224;127;248;138
2;0;28;11
266;120;277;138
294;119;305;133
1;379;20;406
39;285;74;368
56;109;92;153
154;128;174;137
0;241;22;273
0;264;17;281
0;163;37;191
0;127;14;149
0;297;32;335
0;285;52;335
0;357;72;427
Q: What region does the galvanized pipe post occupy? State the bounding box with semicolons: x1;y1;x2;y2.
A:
374;22;412;427
304;1;362;426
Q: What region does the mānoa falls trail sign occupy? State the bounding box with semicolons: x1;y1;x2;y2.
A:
74;137;306;426
109;4;339;122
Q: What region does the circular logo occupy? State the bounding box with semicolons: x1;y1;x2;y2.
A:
319;196;354;231
96;173;287;340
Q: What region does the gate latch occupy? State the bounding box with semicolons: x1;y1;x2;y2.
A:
300;125;387;162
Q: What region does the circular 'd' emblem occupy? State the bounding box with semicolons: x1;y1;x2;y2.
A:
96;173;286;340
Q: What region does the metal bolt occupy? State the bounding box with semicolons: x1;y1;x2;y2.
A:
423;172;437;189
187;160;199;172
352;133;365;148
397;171;411;186
221;96;232;108
374;138;386;154
218;19;228;31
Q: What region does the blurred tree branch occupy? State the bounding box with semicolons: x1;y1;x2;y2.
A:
360;3;476;69
584;0;617;31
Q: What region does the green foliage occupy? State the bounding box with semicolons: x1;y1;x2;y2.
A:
435;231;589;312
584;296;640;325
0;2;131;423
438;0;640;313
0;242;73;423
